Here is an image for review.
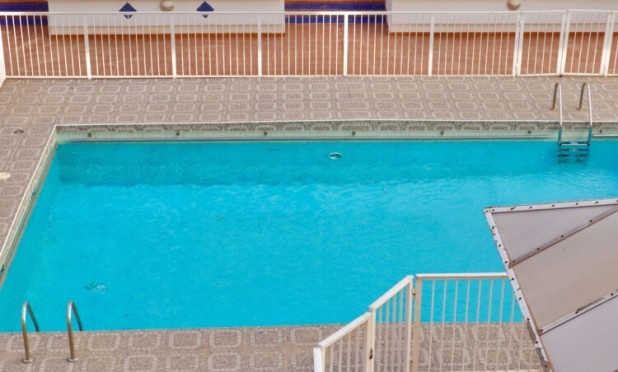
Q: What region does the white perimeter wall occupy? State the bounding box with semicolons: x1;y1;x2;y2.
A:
48;0;285;33
48;0;284;13
387;0;618;12
386;0;618;32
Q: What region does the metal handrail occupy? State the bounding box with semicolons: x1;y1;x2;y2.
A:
369;275;413;311
21;302;40;363
552;83;564;144
66;300;83;362
578;82;593;144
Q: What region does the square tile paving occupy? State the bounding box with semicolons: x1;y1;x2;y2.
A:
0;326;340;371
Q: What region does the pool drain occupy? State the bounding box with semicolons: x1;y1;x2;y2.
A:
85;282;107;293
329;152;343;160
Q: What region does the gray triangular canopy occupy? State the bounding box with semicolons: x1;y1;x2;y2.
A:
486;199;618;372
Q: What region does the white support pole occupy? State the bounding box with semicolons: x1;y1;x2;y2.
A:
404;279;414;372
82;16;91;79
515;14;525;76
313;347;325;372
365;309;376;372
257;17;263;77
556;11;567;75
601;13;615;76
0;16;6;87
559;11;572;75
170;16;177;78
428;15;435;76
411;279;423;372
512;14;522;77
343;14;349;76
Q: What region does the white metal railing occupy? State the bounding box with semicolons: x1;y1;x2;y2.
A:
368;275;413;372
314;312;371;372
314;275;413;372
413;274;539;372
315;273;542;372
1;9;618;81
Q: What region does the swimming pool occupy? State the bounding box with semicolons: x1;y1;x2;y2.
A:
1;139;617;332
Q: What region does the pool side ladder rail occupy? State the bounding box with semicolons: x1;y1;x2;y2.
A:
67;300;84;362
552;82;593;160
20;300;84;363
21;301;40;363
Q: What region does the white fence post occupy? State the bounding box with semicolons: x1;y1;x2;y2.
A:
257;17;263;77
410;278;422;372
313;347;325;372
404;278;413;372
0;16;6;86
515;14;525;76
343;14;349;76
365;309;376;372
601;12;616;76
512;14;522;77
559;11;571;75
428;15;435;76
556;11;567;75
170;16;177;78
82;16;92;79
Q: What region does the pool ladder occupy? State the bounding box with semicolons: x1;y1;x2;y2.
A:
20;300;84;364
551;82;593;160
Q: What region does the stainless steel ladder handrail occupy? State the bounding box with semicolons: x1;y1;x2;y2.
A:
578;82;593;144
551;82;564;144
66;300;83;362
21;302;40;363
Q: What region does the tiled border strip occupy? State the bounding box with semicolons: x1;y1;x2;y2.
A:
58;119;564;133
0;131;56;279
55;119;618;133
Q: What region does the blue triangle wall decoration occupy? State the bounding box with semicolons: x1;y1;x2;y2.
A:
197;2;214;19
119;2;136;19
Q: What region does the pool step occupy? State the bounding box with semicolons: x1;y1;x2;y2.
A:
557;140;590;161
560;140;589;148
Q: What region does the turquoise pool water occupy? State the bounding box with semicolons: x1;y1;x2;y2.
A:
1;140;618;331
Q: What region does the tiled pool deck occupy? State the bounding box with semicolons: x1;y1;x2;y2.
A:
0;326;341;371
2;75;618;371
0;324;538;372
